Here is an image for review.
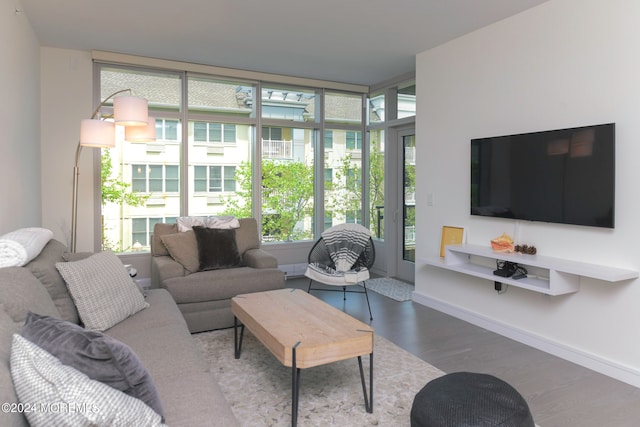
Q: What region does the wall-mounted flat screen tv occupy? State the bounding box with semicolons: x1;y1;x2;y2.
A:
470;123;615;228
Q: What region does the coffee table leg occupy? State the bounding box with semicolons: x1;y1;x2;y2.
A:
233;316;245;359
358;352;374;413
292;341;301;427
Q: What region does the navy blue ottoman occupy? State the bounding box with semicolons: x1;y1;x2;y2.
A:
410;372;534;427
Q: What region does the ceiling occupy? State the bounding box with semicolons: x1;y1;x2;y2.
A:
20;0;549;87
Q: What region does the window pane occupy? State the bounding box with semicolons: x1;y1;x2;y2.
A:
194;122;207;142
187;76;254;117
101;68;181;113
164;120;179;141
224;166;236;192
324;129;362;230
131;218;147;247
194;166;207;192
346;131;362;150
132;164;147;192
149;165;163;192
324;168;332;187
210;123;222;142
187;121;252;218
368;93;385;124
165;165;179;192
105;113;182;252
398;82;416;119
262;127;291;159
100;67;195;253
209;166;222;192
224;124;236;143
325;92;362;125
324;130;333;149
368;129;385;239
261;86;316;122
261;127;314;242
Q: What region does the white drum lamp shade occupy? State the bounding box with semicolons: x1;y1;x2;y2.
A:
125;117;157;142
113;96;148;126
79;119;116;148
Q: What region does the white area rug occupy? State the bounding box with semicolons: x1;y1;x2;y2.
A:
363;277;414;302
193;328;444;426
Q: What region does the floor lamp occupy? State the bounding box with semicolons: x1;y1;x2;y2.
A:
70;89;154;252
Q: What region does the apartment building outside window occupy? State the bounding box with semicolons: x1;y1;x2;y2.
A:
194;165;236;192
194;122;236;143
132;165;179;193
98;64;371;251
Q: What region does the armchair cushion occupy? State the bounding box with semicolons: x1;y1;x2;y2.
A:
160;231;199;274
151;223;177;257
243;248;278;269
193;227;243;271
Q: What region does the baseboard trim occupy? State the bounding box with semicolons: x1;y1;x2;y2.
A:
412;291;640;388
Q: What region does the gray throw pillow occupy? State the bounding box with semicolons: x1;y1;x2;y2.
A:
21;312;164;420
10;334;165;427
160;230;200;273
193;226;243;271
55;251;149;331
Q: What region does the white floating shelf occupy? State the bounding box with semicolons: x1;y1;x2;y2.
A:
423;244;638;296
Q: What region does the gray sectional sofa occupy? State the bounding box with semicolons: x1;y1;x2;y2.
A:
0;239;239;426
151;217;285;332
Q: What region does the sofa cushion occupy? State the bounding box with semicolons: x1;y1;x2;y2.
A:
161;231;199;273
0;266;60;427
193;226;243;271
56;251;149;331
0;310;26;427
25;239;80;324
21;312;164;419
151;223;178;257
236;218;261;255
163;267;285;304
0;267;60;327
10;334;165;427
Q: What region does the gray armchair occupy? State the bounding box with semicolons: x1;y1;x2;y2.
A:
151;218;285;332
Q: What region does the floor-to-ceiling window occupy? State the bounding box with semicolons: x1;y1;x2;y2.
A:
324;91;364;230
186;76;255;231
97;63;368;251
259;86;316;242
100;66;182;252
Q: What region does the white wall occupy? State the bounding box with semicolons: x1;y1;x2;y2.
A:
0;1;41;233
415;0;640;386
40;48;95;251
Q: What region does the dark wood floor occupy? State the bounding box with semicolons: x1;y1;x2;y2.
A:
287;277;640;427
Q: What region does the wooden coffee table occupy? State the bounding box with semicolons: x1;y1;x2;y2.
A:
231;288;374;426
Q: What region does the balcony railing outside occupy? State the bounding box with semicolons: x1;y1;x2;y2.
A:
262;139;293;159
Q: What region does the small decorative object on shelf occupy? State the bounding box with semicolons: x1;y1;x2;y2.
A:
490;232;514;253
440;226;465;257
514;244;537;255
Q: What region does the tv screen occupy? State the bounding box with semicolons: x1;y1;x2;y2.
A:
470;123;615;228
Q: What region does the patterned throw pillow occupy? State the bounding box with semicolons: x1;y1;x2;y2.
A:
10;334;165;427
56;251;148;331
21;312;164;420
